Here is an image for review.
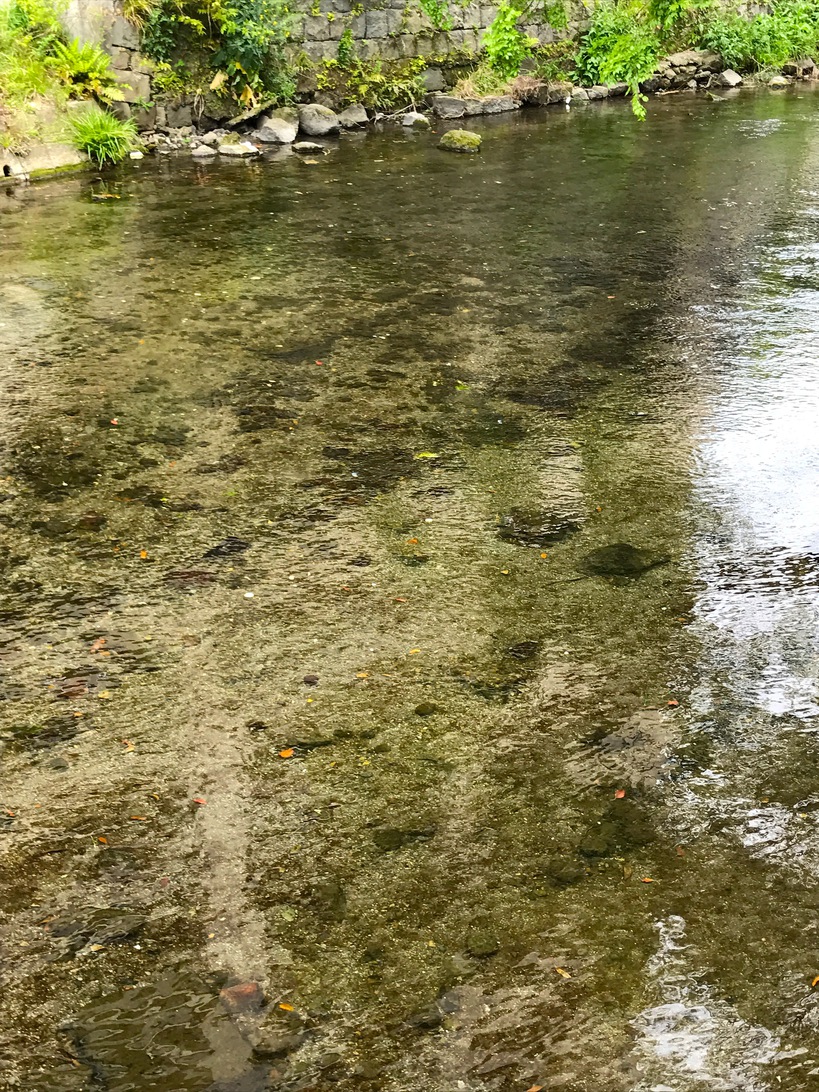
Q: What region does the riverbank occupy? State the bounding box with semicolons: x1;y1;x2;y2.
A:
3;55;817;184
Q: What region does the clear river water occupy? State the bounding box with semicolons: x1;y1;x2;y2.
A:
2;86;819;1092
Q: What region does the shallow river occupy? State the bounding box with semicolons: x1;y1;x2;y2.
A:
2;86;819;1092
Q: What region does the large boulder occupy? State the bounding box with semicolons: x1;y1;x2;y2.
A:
298;103;341;136
431;95;467;119
255;114;297;143
438;129;481;153
337;103;368;127
666;48;722;71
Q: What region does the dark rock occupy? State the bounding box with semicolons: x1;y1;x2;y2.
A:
543;859;586;886
204;537;250;558
582;543;666;577
497;509;581;549
420;66;446;91
407;1003;444;1030
505;640;540;660
303;674;319;685
372;825;436;852
251;1029;305;1058
466;931;500;958
578;821;618;858
414;702;438;716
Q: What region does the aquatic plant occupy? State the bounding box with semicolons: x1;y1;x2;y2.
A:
69;105;136;165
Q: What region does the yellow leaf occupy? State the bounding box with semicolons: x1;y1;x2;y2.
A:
140;549;148;559
210;70;227;90
811;975;819;988
409;648;421;655
278;1002;295;1011
98;690;111;699
356;672;369;678
554;967;572;979
279;748;294;758
414;452;440;460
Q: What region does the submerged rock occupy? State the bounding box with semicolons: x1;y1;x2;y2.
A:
438;129;481;154
293;141;325;154
372;825;436;852
298;103;340;136
582;543;666;577
466;931;500;958
497;509;581;548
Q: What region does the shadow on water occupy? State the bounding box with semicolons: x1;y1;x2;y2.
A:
1;88;819;1091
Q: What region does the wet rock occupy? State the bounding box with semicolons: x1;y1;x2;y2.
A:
582;543;665;577
782;57;815;77
250;1027;305;1058
337;103;368;128
293;141;325;154
191;144;217;158
438;129;481;154
255;114;297;143
372;825;436;852
46;755;70;771
572;87;590;101
497;509;581;549
431;95;466;118
414;702;439;716
402;111;431;129
220;981;265;1013
298;103;340;136
578;822;618;858
466;931;500;958
204;537;251;558
303;673;319;686
587;84;609;100
716;69;743;87
218;141;259;157
543;859;586;886
407;1004;444;1030
768;74;791;87
505;640;541;660
311;879;347;921
77;511;107;531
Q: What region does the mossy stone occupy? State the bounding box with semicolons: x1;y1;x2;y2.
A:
438;129;482;154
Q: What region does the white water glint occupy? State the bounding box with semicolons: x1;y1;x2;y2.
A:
632;917;779;1091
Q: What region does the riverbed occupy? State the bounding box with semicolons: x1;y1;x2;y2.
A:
2;88;819;1091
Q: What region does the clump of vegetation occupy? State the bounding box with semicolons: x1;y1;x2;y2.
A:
139;0;294;106
68;104;136;164
699;0;819;71
452;60;512;97
0;0;66;149
46;37;124;103
316;55;426;110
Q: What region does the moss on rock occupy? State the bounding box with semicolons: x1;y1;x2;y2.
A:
438;128;481;153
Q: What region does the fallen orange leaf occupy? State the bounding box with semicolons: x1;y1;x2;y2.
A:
278;1002;295;1011
394;597;408;602
667;699;679;707
614;788;626;799
129;816;148;821
554;967;572;979
406;538;419;545
279;748;294;758
193;797;207;805
642;877;654;883
140;549;148;559
526;1086;543;1092
98;836;108;844
90;637;106;653
812;975;819;988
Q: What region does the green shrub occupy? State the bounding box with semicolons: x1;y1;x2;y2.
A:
46;38;125;102
141;0;294;105
316;56;425;109
575;1;661;116
69;105;136;165
483;0;537;77
700;0;819;69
